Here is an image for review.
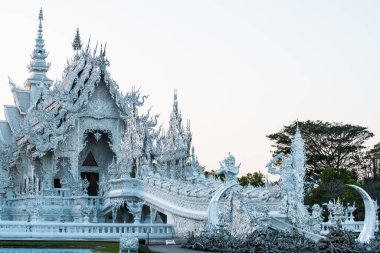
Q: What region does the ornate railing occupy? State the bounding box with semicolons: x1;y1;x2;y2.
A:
3;195;103;208
0;221;173;240
104;178;221;219
320;220;379;235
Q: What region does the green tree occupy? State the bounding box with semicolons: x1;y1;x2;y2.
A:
205;169;225;181
267;120;373;186
361;143;380;219
305;166;363;219
238;172;265;187
362;142;380;180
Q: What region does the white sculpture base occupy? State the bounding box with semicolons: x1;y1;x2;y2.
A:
120;235;139;253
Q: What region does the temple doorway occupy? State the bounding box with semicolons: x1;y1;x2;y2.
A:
79;130;115;194
81;172;99;196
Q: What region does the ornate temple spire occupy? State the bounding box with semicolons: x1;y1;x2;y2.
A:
291;125;306;169
170;89;182;129
25;8;52;104
291;125;306;200
165;91;192;161
72;28;82;53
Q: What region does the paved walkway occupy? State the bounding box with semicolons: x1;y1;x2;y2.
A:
149;245;216;253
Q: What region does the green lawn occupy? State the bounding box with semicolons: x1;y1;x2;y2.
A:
0;240;155;253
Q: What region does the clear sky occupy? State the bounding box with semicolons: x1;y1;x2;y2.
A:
0;1;379;176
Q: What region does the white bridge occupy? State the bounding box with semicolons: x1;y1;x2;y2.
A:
1;177;377;241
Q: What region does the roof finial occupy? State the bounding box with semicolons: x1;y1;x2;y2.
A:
39;7;43;21
8;76;17;93
296;119;300;132
93;41;98;56
25;8;52;90
85;36;91;53
103;43;107;57
173;89;178;113
72;28;82;52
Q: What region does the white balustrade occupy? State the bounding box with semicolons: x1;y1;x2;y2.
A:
320;220;379;235
0;221;173;240
4;195;103;209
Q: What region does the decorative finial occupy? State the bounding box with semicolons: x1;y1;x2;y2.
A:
25;8;52;91
103;43;107;57
173;89;179;114
85;36;91;53
39;8;43;21
295;119;301;136
72;28;82;52
98;43;110;69
8;76;17;92
93;41;98;56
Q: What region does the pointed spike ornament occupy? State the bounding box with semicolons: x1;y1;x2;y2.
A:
103;43;107;57
291;125;306;194
93;42;98;57
173;89;179;115
25;8;53;104
191;146;196;161
72;28;82;52
170;89;182;128
8;76;17;92
290;125;309;226
39;8;43;20
85;36;91;53
97;43;110;72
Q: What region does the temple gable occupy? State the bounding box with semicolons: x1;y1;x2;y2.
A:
80;79;121;118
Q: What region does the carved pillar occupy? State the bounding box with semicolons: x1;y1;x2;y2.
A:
110;198;124;223
71;153;78;181
127;200;145;224
150;207;157;224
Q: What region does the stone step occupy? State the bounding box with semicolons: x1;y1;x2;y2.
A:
145;237;186;245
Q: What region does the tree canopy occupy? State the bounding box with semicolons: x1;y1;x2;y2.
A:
363;142;380;180
304;166;364;220
267;120;374;186
205;169;225;181
238;172;265;187
305;167;359;205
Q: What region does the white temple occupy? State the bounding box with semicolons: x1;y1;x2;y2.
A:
0;9;376;241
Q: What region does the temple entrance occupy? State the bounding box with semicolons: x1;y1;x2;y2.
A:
79;129;115;195
81;172;99;196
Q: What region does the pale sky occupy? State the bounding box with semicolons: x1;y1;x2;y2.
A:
0;1;379;176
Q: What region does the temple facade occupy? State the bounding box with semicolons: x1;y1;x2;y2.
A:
0;9;356;240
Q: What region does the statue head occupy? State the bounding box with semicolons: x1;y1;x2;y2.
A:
216;153;240;181
226;153;236;167
312;204;321;212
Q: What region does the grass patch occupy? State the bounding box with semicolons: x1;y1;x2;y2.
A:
0;240;156;253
